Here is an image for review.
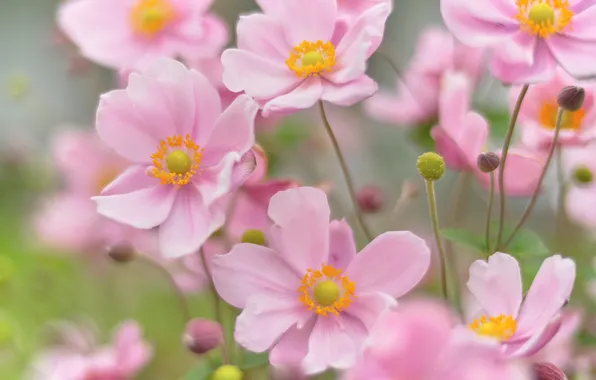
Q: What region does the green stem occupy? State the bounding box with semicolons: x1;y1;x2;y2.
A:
502;108;565;249
318;100;374;241
495;84;530;250
555;145;566;243
424;180;449;301
485;171;495;255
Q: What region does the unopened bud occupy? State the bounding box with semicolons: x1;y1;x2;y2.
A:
533;362;567;380
183;319;223;355
573;166;593;185
477;152;500;173
557;86;585;111
241;229;266;246
357;186;384;213
417;152;445;181
212;365;243;380
107;243;136;263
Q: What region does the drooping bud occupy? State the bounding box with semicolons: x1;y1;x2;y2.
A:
417;152;445;181
107;243;136;263
356;185;384;213
573;166;593;185
241;229;266;246
533;362;567;380
212;365;244;380
477;152;500;173
182;318;223;355
557;86;585;112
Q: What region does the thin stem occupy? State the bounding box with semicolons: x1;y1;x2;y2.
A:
424;180;449;301
555;145;566;241
502;108;565;249
485;171;495;254
495;84;530;250
318;100;374;241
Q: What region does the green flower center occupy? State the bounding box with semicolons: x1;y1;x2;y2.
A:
528;3;555;25
166;150;191;175
314;280;340;307
302;51;325;67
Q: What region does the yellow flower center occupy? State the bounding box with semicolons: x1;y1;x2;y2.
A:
539;102;585;130
149;134;203;187
298;264;356;316
469;314;517;341
516;0;573;38
286;40;336;78
130;0;176;37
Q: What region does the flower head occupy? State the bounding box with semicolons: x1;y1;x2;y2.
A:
212;187;430;374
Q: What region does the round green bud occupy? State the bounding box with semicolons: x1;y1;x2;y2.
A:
573;166;593;185
241;229;266;246
417;152;445;181
212;365;243;380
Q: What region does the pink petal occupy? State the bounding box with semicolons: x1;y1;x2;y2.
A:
566;186;596;228
101;165;156;196
211;243;300;308
326;16;372;84
113;322;152;376
267;187;330;274
516;255;576;337
345;292;396;331
321;76;378;106
490;39;557;84
188;69;222;146
236;14;289;59
270;318;316;367
221;49;299;99
432;127;472;170
466;252;523;317
438;72;472;134
562;5;596;41
328;220;357;270
344;231;430;297
547;34;596;79
93;185;177;229
509;317;562;357
195;152;238;206
202;95;258;166
262;77;323;117
280;0;337;47
229;150;258;191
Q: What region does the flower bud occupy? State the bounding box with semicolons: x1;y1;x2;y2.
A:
212;365;243;380
107;243;136;263
533;362;567;380
417;152;445;181
241;229;266;246
357;186;384;213
573;166;593;185
557;86;585;111
477;152;500;173
182;318;223;355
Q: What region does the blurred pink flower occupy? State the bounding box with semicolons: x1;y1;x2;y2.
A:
58;0;227;69
92;58;258;258
465;253;576;358
345;300;532;380
28;320;152;380
441;0;596;83
561;143;596;228
211;187;430;374
431;72;544;196
221;0;391;116
512;68;596;150
365;27;485;126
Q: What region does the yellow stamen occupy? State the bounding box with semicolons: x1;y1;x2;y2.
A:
149;134;203;187
298;264;356;316
286;40;336;78
130;0;176;37
539;102;584;130
516;0;573;38
469;314;517;341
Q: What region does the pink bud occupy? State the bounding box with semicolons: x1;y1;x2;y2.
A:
533;362;567;380
357;186;384;213
183;319;223;355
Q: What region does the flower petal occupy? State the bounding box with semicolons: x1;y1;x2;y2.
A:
236;13;289;59
344;231;430;297
195;152;238;206
321;76;378;106
566;186;596;229
101;165;156;196
188;70;222;146
270;317;316;368
345;292;396;331
280;0;337;46
262;77;323;117
547;34;596;79
490;39;557;84
562;4;596;41
328;220;357;270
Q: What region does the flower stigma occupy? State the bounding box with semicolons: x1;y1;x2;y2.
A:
539;102;584;130
516;0;573;38
298;264;356;316
287;40;336;77
149;134;203;187
130;0;176;37
469;314;517;341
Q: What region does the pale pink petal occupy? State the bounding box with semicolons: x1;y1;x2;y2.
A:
255;0;279;14
336;0;391;59
432;127;471;170
113;321;152;376
344;292;396;331
490;40;557;84
229;150;258;191
547;34;596;79
326;16;372;84
475;149;544;196
101;165;156;196
438;72;472;134
267;187;330;274
321;76;378;106
466;252;523;317
563;5;596;41
211;243;300;308
566;186;596;228
176;14;228;61
262;77;323;117
188;70;222;146
270;318;316;367
516;255;576;337
509;317;562;357
328;220;356;270
236;14;289;59
280;0;337;47
194;152;238;206
344;231;430;297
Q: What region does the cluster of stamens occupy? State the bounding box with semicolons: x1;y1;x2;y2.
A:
516;0;573;38
130;0;176;37
298;264;356;316
149;134;203;187
469;314;517;341
286;40;336;77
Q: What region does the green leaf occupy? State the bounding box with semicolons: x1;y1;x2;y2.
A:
440;228;487;253
408;121;436;151
273;121;310;148
483;110;511;140
181;358;220;380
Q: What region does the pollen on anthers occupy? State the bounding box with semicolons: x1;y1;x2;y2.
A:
516;0;573;38
286;40;336;78
130;0;176;37
469;314;517;341
149;134;203;187
298;264;356;316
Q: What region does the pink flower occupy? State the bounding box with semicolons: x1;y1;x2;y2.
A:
28;321;152;380
365;27;485;125
441;0;596;83
560;143;596;228
58;0;227;69
465;252;576;358
431;72;544;196
345;300;532;380
92;58;258;258
512;68;596;149
211;187;431;374
221;0;391;116
531;309;582;370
